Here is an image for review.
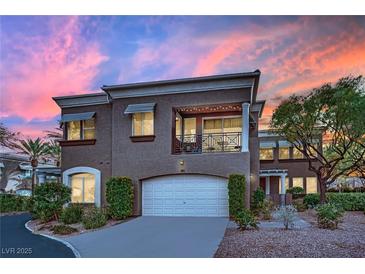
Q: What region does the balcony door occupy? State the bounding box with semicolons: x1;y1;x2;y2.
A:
202;116;242;152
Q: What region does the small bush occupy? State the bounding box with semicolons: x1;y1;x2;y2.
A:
32;183;71;222
293;200;307;212
261;199;274;220
82;207;107;229
0;194;32;213
303;194;320;208
51;224;78;235
234;209;258;230
251;187;265;210
106;177;134;220
316;203;344;229
286;187;305;199
228;174;246;218
60;204;83;224
273;205;297;230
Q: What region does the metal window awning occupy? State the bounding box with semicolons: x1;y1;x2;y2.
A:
278;141;292;147
124;103;156;114
61;112;95;122
259;141;277;148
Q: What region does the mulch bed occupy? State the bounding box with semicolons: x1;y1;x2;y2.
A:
27;217;136;238
215;211;365;258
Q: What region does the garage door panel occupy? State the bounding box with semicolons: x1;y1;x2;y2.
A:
142;175;228;217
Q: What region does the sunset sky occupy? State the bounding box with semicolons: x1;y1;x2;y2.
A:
1;16;365;138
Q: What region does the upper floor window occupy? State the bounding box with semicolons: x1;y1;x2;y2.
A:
278;147;290;159
66;119;95;140
203;117;241;134
293;146;304;159
259;148;274;160
132;112;154;136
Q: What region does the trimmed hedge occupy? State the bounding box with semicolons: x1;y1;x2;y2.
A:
303;193;365;211
228;174;246;218
0;194;32;213
106;177;134;220
327;193;365;211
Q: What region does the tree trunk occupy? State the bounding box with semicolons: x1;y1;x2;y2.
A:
318;178;327;204
31;167;36;197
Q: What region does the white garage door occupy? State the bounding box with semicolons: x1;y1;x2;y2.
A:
142;174;228;217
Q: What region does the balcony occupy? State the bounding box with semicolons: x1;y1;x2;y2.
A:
174;132;242;154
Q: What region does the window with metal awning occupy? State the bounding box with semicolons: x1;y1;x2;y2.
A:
124;103;156;137
61;112;96;141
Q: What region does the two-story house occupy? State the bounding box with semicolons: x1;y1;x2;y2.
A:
53;70;265;217
53;70;320;217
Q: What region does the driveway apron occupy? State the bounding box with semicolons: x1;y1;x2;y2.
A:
65;216;228;258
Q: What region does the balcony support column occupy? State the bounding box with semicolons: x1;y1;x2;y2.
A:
241;103;250;152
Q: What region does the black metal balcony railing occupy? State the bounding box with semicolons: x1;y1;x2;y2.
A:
174;132;241;154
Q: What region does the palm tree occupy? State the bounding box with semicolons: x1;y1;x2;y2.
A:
13;138;49;196
46;140;61;167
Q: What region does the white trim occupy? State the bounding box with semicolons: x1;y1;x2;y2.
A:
62;166;101;207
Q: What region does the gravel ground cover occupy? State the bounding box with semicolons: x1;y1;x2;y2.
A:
215;211;365;258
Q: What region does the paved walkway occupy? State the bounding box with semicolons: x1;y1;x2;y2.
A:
0;213;75;258
65;216;228;258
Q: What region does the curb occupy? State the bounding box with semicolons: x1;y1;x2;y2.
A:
24;220;81;258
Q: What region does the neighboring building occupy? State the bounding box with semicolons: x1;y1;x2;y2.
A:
53;71;264;216
0;147;60;193
258;130;322;204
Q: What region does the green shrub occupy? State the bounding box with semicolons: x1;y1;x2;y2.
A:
293;200;307;212
32;182;71;222
303;194;320;208
0;194;32;213
251;187;265;210
51;224;78;235
106;177;134;220
316;203;344;229
327;193;365;211
228;174;246;218
82;207;107;229
60;204;83;224
286;187;305;198
234;209;258;230
261;199;274;220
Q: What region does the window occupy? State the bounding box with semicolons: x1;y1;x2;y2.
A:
279;147;290;159
71;173;95;203
67;121;81;140
306;177;318;193
203;117;242;134
293;146;304;159
132;112;154;136
308;144;318;158
260;148;274;160
184;118;196;135
66;119;95;140
292;177;304;188
279;177;290;194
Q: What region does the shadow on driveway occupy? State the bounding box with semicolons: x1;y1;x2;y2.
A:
0;213;75;258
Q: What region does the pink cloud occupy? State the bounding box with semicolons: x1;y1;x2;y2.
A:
0;17;108;122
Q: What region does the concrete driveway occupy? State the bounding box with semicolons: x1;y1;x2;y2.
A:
0;213;75;258
65;216;228;258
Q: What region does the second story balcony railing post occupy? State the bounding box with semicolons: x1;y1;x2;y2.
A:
174;132;242;154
